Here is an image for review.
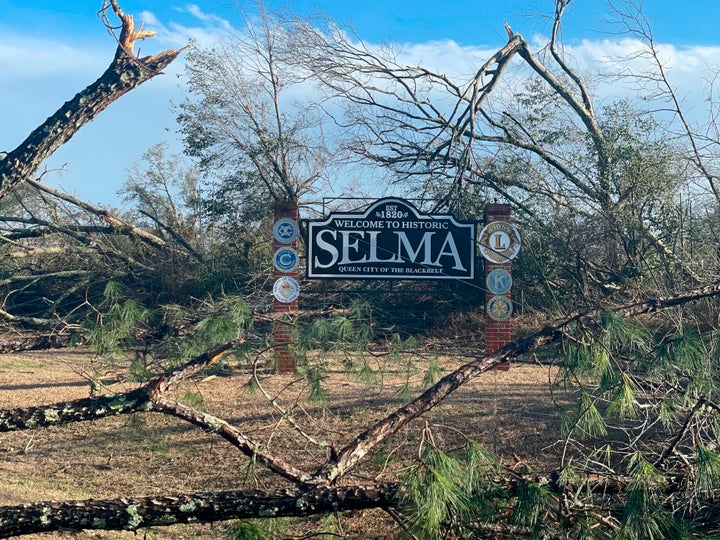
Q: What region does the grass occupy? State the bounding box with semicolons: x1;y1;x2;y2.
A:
0;348;568;539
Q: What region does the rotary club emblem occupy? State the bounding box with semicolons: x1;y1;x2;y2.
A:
486;295;513;322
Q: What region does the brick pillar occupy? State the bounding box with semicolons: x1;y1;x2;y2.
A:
273;201;299;373
482;204;517;368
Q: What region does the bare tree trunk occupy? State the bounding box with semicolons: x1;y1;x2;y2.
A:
0;339;239;432
0;1;185;199
26;178;168;249
0;333;73;353
0;484;397;538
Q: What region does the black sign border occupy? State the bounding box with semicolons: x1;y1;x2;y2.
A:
307;198;476;280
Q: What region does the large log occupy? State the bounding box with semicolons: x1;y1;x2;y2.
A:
0;485;396;538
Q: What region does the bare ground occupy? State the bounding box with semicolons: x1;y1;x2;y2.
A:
0;348;571;539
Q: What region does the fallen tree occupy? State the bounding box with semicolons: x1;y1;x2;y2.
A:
4;1;720;537
0;0;193;341
0;0;185;198
2;281;720;536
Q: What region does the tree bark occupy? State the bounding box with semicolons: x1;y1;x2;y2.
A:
0;484;396;538
0;387;152;432
0;333;73;354
25;178;168;249
0;339;239;432
0;1;185;199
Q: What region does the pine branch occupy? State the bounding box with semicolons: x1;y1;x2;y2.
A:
313;279;720;484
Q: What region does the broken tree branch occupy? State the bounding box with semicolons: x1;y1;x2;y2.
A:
25;178;167;250
0;484;396;538
0;2;186;198
312;278;720;484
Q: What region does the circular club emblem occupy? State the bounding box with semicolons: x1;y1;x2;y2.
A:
486;295;513;322
273;218;299;244
486;268;513;295
273;247;299;273
479;221;521;263
273;276;300;303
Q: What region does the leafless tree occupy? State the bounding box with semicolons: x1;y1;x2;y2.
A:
4;2;720;538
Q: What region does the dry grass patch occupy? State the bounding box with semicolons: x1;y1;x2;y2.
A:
0;349;571;538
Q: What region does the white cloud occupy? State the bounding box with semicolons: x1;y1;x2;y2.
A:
397;39;501;80
138;5;233;49
3;5;720;203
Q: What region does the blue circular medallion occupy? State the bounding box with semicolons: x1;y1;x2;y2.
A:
273;218;299;244
486;268;512;295
273;247;299;273
486;295;513;321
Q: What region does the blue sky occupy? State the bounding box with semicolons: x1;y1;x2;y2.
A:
1;0;719;203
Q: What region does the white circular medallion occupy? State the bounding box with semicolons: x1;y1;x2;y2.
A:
273;276;300;303
479;221;521;263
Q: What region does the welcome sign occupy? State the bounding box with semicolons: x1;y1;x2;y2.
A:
307;198;476;279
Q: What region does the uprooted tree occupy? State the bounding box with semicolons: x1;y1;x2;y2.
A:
4;0;720;538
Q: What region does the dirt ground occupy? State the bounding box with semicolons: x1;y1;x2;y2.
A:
0;348;570;539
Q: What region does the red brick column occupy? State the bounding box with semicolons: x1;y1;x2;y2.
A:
273;201;299;373
483;204;514;367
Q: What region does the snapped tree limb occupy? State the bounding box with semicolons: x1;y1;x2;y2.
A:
0;1;186;199
2;279;720;535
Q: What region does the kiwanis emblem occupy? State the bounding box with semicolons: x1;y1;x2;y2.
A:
486;268;512;295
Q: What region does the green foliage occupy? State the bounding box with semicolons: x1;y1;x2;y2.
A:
568;392;608;440
225;518;289;539
85;281;154;358
509;481;553;529
352;358;377;386
695;445;720;496
401;445;474;539
226;520;267;540
653;326;720;403
420;356;444;390
157;295;253;367
298;364;328;403
600;312;650;355
297;302;374;354
398;441;507;539
317;513;342;536
178;391;206;411
606;373;640;420
128;356;153;382
618;453;687;540
292;301;381;401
